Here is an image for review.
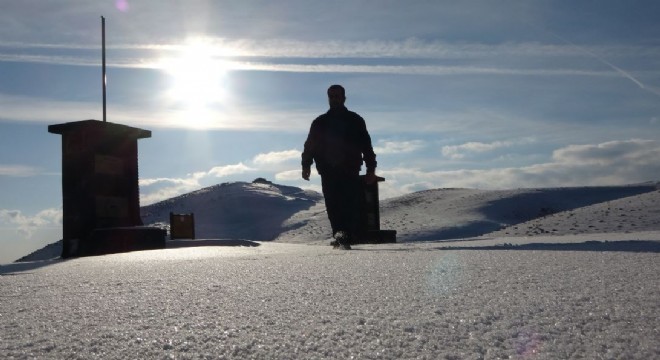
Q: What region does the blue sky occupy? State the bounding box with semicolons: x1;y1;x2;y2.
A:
1;1;659;263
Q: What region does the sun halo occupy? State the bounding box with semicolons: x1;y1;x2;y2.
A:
160;38;231;129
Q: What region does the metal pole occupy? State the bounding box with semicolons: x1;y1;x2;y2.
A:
102;16;107;122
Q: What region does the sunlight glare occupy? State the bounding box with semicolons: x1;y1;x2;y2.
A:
160;38;231;129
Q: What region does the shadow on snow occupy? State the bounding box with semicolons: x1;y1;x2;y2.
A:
437;240;660;253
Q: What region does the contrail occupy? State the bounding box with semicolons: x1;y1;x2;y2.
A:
541;27;660;97
564;37;660;95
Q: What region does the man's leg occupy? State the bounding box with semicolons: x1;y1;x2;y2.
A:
321;175;341;238
322;173;361;249
338;174;362;244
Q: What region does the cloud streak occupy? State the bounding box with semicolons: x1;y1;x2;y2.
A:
2;38;656;59
0;164;40;177
0;92;313;131
1;39;655;78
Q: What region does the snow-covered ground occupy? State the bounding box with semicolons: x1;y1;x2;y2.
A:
277;182;659;244
2;181;659;358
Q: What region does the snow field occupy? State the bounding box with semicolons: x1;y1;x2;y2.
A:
1;239;658;359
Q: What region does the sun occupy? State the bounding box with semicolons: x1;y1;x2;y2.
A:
160;38;230;128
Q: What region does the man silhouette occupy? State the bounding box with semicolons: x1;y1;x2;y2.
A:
302;85;378;249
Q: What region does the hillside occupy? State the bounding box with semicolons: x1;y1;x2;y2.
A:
486;187;660;237
15;181;660;262
276;183;659;244
140;179;323;240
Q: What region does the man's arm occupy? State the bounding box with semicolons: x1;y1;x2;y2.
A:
301;119;319;180
302;167;311;181
357;115;378;184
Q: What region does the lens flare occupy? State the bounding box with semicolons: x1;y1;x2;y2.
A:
115;0;129;12
514;328;544;358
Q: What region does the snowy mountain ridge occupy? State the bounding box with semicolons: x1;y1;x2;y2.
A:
15;180;660;262
141;178;323;241
142;178;659;244
278;182;660;244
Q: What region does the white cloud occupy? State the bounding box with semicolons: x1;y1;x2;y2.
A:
140;184;198;206
0;207;62;238
253;150;301;165
551;139;656;166
139;174;205;205
374;140;425;155
141;152;297;205
208;162;255;177
139;174;204;187
0;210;22;223
380;139;660;194
137;137;660;204
140;163;256;205
275;170;303;182
442;138;536;160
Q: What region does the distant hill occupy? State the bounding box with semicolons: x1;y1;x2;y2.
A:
276;182;660;244
15;180;659;261
486;186;660;237
382;183;660;240
140;178;323;241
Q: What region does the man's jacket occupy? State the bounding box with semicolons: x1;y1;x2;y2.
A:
302;106;377;176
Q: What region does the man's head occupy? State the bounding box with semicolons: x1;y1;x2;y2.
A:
327;84;346;110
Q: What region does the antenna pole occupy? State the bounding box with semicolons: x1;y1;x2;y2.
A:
101;16;107;122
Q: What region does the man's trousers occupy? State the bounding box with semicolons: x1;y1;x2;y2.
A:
320;173;362;238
